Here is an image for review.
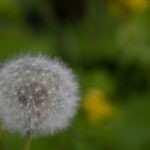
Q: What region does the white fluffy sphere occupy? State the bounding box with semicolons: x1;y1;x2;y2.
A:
0;55;79;137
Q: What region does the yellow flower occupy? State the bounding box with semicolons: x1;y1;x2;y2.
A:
83;89;113;124
107;0;149;17
121;0;148;12
107;1;124;18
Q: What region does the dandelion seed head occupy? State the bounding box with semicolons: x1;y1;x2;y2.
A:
0;55;79;137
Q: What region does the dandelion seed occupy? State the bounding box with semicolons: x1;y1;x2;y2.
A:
32;78;36;82
26;70;31;74
42;80;47;84
17;78;22;82
14;72;19;77
21;90;25;94
28;110;31;114
41;102;45;106
41;73;46;76
26;83;30;86
29;96;33;100
0;55;79;137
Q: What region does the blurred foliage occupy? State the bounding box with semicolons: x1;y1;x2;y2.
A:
0;0;150;150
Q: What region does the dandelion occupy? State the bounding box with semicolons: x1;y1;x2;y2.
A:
0;55;79;138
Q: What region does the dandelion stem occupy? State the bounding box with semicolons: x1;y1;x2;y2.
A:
24;135;32;150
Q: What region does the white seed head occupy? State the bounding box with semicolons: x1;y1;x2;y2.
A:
0;55;79;137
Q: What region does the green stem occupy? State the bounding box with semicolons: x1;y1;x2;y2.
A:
24;135;32;150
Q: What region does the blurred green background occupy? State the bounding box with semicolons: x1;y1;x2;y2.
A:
0;0;150;150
